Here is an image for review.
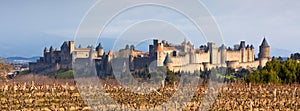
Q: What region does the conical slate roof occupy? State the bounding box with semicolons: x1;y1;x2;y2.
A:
239;41;246;49
50;46;54;52
261;38;269;47
44;47;48;52
96;43;103;50
164;53;173;65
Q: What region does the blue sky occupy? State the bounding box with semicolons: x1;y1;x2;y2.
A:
0;0;299;57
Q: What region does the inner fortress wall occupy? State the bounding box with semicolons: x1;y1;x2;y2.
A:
195;52;210;63
226;50;241;62
170;55;190;66
239;61;260;69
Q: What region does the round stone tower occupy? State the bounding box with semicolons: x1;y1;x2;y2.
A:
258;37;270;68
259;37;270;59
96;43;104;57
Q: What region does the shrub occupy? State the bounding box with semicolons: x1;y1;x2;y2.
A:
245;58;300;84
56;70;74;79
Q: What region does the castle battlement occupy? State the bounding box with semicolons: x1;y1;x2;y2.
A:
30;38;271;74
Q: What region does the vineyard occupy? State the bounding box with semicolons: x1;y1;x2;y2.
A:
0;74;299;110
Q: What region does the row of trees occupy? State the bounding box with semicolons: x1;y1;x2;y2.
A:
245;58;300;84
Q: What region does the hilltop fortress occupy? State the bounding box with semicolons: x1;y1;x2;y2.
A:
29;38;270;74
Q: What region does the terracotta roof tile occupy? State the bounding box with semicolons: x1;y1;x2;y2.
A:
157;44;163;52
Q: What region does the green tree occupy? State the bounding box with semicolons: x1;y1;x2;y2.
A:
261;69;280;84
280;59;297;84
165;67;179;84
296;63;300;83
265;58;281;72
245;58;300;84
246;70;262;83
246;58;282;84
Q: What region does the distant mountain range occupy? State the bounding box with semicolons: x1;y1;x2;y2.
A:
5;56;40;64
271;48;293;58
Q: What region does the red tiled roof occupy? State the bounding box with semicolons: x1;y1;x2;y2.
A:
157;44;163;52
